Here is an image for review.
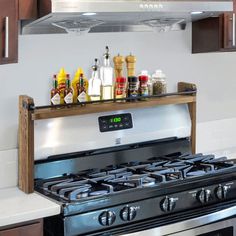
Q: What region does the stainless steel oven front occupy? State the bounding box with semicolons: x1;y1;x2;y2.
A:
123;205;236;236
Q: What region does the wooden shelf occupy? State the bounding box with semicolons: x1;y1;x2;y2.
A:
19;82;197;194
31;95;196;120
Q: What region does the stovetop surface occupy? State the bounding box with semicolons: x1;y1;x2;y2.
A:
35;153;236;205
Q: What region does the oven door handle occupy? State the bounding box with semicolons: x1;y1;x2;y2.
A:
122;205;236;236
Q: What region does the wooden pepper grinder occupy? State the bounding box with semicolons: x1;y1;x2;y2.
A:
113;54;125;78
125;53;137;77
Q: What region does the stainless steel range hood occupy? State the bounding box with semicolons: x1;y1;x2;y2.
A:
21;0;233;34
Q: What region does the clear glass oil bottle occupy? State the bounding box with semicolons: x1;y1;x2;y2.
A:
100;46;114;100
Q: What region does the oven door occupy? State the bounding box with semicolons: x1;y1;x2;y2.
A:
122;205;236;236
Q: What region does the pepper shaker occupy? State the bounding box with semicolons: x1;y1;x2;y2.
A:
126;53;137;77
113;54;125;78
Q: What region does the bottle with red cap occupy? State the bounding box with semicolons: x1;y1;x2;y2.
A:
115;77;127;102
139;75;149;100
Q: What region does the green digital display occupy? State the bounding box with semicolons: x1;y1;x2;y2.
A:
110;117;122;123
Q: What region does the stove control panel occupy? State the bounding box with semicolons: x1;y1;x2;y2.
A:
98;113;133;132
66;180;236;236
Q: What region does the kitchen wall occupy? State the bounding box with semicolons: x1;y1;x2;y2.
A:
0;23;236;188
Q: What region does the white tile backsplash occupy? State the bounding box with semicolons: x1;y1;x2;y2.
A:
196;118;236;158
0;149;18;189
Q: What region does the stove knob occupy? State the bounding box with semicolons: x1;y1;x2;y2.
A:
120;206;137;221
160;197;177;212
99;211;116;226
215;185;229;200
197;189;211;204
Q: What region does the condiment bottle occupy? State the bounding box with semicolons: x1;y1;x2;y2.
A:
115;77;127;102
125;53;137;77
100;46;114;100
113;54;125;78
51;75;60;105
57;68;67;104
77;73;87;103
139;75;149;100
128;76;139;101
139;70;153;95
72;68;85;103
152;70;167;95
64;74;73;104
88;58;102;101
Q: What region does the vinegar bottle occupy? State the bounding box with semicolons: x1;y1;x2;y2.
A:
88;58;102;101
100;46;114;100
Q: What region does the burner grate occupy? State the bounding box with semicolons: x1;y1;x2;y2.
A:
36;153;236;202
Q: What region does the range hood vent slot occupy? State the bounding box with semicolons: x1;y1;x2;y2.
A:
52;19;104;34
142;18;186;32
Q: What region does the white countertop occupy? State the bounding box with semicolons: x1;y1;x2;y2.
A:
0;187;61;227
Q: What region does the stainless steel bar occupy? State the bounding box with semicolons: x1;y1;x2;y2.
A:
232;13;235;46
32;90;197;110
123;205;236;236
4;16;9;58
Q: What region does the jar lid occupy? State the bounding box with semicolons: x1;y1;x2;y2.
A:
139;75;148;81
116;77;127;83
128;76;138;82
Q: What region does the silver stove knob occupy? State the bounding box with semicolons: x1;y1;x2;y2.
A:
215;185;229;200
160;196;177;212
197;189;211;204
99;211;116;226
120;206;137;221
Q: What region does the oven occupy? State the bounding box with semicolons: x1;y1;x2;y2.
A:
32;104;236;236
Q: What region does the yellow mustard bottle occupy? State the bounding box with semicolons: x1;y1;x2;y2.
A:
57;68;67;104
72;68;89;103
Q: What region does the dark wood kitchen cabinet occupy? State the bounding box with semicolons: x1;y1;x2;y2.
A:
192;1;236;53
0;0;18;64
0;219;43;236
0;0;37;65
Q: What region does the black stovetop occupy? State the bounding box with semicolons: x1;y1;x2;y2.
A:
35;153;236;207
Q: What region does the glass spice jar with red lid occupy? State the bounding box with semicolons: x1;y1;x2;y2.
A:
139;75;149;100
115;77;127;102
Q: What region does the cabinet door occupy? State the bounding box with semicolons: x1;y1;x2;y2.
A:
223;13;236;49
0;220;43;236
0;0;18;64
19;0;38;19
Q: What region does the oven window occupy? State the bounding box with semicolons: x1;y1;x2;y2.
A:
197;227;233;236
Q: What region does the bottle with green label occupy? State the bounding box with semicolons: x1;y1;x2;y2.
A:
77;73;87;103
64;74;73;104
51;75;60;105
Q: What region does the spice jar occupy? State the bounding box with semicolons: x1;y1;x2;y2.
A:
139;70;153;95
139;75;149;100
115;77;127;102
152;70;167;95
128;76;139;101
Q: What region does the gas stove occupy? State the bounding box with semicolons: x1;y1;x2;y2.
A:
33;105;236;236
36;140;236;236
36;153;235;204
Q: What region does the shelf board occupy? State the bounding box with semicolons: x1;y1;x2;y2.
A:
31;95;196;120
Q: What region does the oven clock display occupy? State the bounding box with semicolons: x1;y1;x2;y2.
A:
98;113;133;132
110;117;121;123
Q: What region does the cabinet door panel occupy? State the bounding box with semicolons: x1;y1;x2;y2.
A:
223;13;236;49
0;0;18;64
19;0;38;19
0;221;43;236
